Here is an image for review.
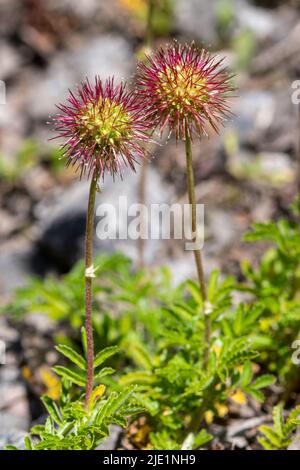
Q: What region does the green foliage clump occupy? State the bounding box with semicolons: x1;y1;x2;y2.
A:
120;272;274;448
3;253;178;347
7;342;141;450
5;214;300;449
258;404;300;450
241;208;300;384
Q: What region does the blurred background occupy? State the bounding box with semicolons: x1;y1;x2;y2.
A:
0;0;300;448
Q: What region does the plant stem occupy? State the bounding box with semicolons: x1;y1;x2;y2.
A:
184;123;210;367
297;102;300;228
138;161;147;269
146;0;155;48
84;170;98;408
138;0;156;269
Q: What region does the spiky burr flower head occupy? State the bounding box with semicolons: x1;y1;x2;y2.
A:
52;77;151;178
136;42;233;140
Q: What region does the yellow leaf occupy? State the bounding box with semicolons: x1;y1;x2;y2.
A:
119;0;146;15
39;366;61;400
260;318;272;332
231;389;247;405
216;403;228;418
212;344;222;357
88;384;106;410
204;410;214;425
22;366;32;380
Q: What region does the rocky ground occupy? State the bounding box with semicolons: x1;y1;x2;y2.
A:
1;0;300;449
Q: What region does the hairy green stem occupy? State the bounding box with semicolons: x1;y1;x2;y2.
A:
84;171;98;407
184;124;210;367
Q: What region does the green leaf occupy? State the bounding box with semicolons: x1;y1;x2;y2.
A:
208;270;220;301
24;436;33;450
123;341;153;370
273;404;284;437
81;327;87;357
194;430;213;448
52;366;86;387
258;436;279;451
247;388;265;402
120;371;156;386
55;344;86;370
240;361;253;387
95;393;117;425
41;396;62;425
186;280;202;305
30;425;45;435
287;405;300;425
94;367;115;381
107;386;136;415
251;375;276;390
94;346;119;369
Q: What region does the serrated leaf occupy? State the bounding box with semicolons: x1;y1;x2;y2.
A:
287;405;300;425
258;436;279;450
55;344;86;370
124;341;153;370
186;280;202;305
41;396;62;425
30;425;45;435
94;346;119;368
194;429;213;448
107;386;135;415
24;436;33;450
95;393;117;425
240;361;253;387
120;371;155;386
273;404;284;437
52;366;86;387
251;375;276;390
207;270;220;301
259;426;282;448
94;367;115;381
247;388;265;402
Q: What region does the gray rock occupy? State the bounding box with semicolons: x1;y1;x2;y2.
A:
0;42;21;80
227;416;271;439
208;210;239;251
29;35;134;119
0;412;28;434
49;0;115;23
231;89;295;152
288;429;300;450
0;246;33;296
0;430;26;450
227;150;295;187
35;166;174;269
231;90;276;144
235;0;287;42
175;0;217;45
50;0;101;20
0;0;21;37
97;425;121;450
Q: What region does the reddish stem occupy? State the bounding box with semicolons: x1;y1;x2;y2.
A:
84;171;98;407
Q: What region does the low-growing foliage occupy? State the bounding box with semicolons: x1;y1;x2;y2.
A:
120;272;275;448
240;206;300;386
258;404;300;450
7;342;142;450
3;254;277;449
